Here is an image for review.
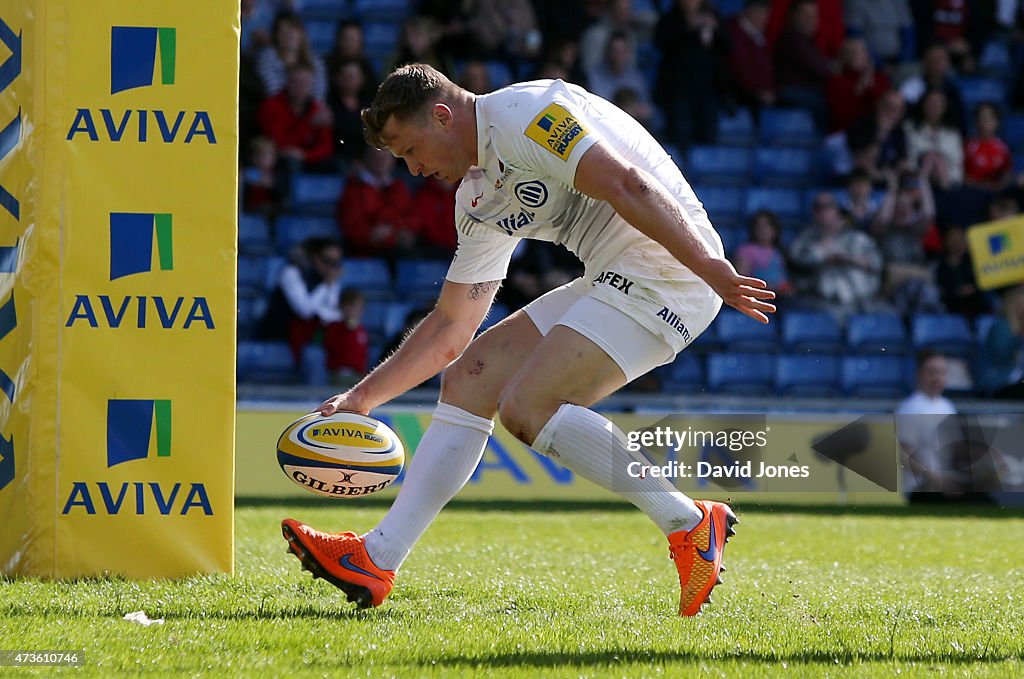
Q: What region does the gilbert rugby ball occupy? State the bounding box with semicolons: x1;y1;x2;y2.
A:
276;412;405;498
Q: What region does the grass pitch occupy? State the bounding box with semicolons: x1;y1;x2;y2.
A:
1;499;1023;677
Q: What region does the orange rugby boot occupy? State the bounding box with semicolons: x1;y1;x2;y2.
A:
667;500;738;616
282;518;395;608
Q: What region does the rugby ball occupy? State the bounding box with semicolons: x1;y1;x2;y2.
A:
276;412;405;498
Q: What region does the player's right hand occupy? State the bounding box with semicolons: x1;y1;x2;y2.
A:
318;392;370;417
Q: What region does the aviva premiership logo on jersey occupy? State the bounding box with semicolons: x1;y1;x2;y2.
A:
525;103;587;161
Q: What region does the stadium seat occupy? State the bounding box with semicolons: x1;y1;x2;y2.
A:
238;214;272;255
716;107;756;147
755;148;818;187
304;20;337;55
846;313;909;354
237;255;269;296
383;301;416;340
955;77;1007;110
712;0;746;19
660;352;705;392
264;255;287;292
685;146;753;186
1001;114;1024;151
353;0;413;21
717;224;747;257
715;308;780;352
340;257;392;299
363;22;403;59
274;215;337;251
978;40;1012;77
479;302;510;332
395;259;449;301
300;0;353;20
776;354;841;396
292;174;345;216
758;108;818;147
300;344;329;387
911;313;974;357
694;186;746;222
236;295;266;341
707;353;776;394
688;315;721;353
237;341;299;384
485;61;514;89
841;356;906;397
781;311;843;353
745;187;803;221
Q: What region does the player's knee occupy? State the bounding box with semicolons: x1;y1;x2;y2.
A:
440;354;497;418
497;387;552;447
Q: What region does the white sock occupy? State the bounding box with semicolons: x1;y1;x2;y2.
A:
533;403;702;535
363;402;494;571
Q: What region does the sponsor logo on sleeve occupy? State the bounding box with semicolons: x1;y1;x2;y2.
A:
524;103;587;161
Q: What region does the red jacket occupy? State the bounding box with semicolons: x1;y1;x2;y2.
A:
412;177;457;252
766;0;844;59
337;175;419;256
727;15;775;102
257;92;334;164
826;69;890;133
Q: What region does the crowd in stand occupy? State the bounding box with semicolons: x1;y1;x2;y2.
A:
235;0;1024;396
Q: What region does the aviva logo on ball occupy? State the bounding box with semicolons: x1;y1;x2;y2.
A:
66;25;216;144
62;399;213;516
65;213;215;330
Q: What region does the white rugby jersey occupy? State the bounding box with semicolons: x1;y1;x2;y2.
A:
447;79;720;284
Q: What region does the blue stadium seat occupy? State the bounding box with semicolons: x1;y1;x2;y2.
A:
695;186;746;221
362;300;401;338
781;311;843;353
841;356;906;397
485;61;514;89
707;353;776;394
955;77;1007;110
238;255;269;296
238;214;272;255
715;308;780;352
237;295;266;341
300;0;353;21
237;341;299;384
759;108;818;147
686;146;753;186
717;107;756;147
776;354;841;396
353;0;413;21
304;20;337;55
300;344;329;387
264;256;287;292
745;187;803;221
292;174;345;216
712;0;745;19
911;313;974;357
688;315;721;353
755;148;818;187
660;352;705;392
383;301;416;339
978;41;1012;77
395;259;449;301
718;224;747;257
479;302;510;332
274;215;337;251
846;313;909;354
363;22;403;59
1001;114;1024;151
340;257;392;298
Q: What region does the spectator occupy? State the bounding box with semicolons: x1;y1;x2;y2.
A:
337;146;419;260
412;175;459;259
240;0;297;57
241;136;289;217
826;37;891;133
535;36;589;87
388;16;451;74
257;64;336;171
533;0;603;46
905;89;964;188
964;103;1013;192
934;225;990;318
586;31;654;108
256;13;327;101
765;0;845;59
257;238;348;369
983;284;1024;398
326;21;379;102
840;168;882;230
655;0;729;150
726;0;776;113
459;60;494;94
328;59;371;167
899;42;966;132
579;0;655;74
613;87;658;134
774;0;834;129
894;350;962;501
789;191;885;317
422;0;542;62
845;90;910;183
499;241;583;311
733;210;794;296
988;194;1020;222
909;0;977;73
331;288;371;385
842;0;914;65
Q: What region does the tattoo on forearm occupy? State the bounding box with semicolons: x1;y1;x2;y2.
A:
468;280;501;300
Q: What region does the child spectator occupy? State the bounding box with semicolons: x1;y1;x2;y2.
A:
826;37;890;133
337;146;419;260
964;103;1013;192
839;168;882;230
331;288;370;385
733;210;793;297
256;13;327;101
241;136;289;217
257;64;335;171
934;226;990;318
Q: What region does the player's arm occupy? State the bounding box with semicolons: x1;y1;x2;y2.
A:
573;142;776;323
318;279;500;415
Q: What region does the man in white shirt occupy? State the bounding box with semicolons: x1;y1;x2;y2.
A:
281;64;776;616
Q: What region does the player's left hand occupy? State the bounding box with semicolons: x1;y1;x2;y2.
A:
699;257;777;324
